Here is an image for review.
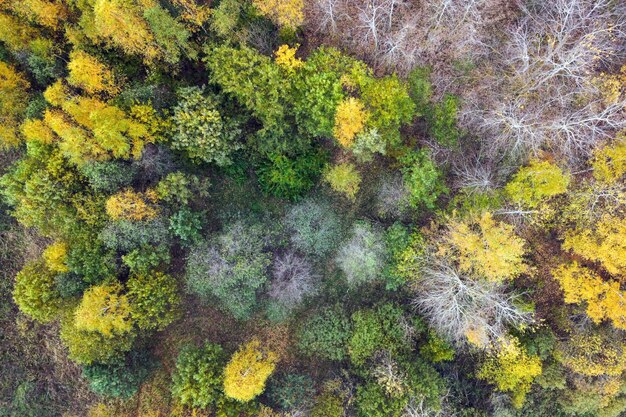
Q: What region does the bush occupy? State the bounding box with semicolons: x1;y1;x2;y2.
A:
323;162;362;201
171;342;226;409
257;150;326;200
284;198;342;257
82;350;153;399
267;373;315;410
80;161;137;193
127;271;180;331
297;306;352;361
169;208;204;245
170;86;241;165
13;260;63;323
399;149;447;210
186;220;271;320
335;222;386;287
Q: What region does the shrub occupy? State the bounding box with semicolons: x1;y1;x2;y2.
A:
186;220;271;319
267;373;315;410
169;208;204;246
297;306;352;361
171;342;226;409
82;350;153;399
170;86;241;165
399;149;447;210
335;221;386;287
257;150;326;200
284;198;342;257
323;162;362;201
224;338;278;402
13;260;63;323
127;271;180;331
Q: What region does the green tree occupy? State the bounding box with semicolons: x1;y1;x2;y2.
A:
297;307;352;361
127;271;180;331
399;149;447;209
82;350;153;398
13;260;63;323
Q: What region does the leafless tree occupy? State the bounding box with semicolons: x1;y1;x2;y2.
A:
268;251;319;308
411;253;533;347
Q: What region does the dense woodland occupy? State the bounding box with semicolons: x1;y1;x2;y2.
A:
0;0;626;416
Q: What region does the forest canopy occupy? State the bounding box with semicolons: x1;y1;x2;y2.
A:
0;1;625;417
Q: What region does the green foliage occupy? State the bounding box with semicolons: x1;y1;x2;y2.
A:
66;238;116;284
99;219;171;252
284;198;342;257
324;162;362;201
186;220;271;319
408;66;432;113
399;149;447;209
355;382;407;417
267;373;315;410
54;273;89;299
257;150;326;200
420;332;455;363
82;350;153;398
143;6;196;64
382;222;412;290
127;271;180;331
156;171;209;206
428;94;461;147
348;304;409;366
297;306;352;361
169;208;204;245
13;260;63;323
80;161;137;193
122;244;171;275
310;391;344;417
170;87;241;165
171;342;226;409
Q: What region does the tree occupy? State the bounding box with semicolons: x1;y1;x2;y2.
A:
171;342;226;409
252;0;304;29
297;307;352;361
0;61;30;148
13;260;63;323
592;131;626;184
256;150;326;200
186;220;271;320
143;5;196;64
552;262;626;330
43;241;69;273
267;251;319;320
284;198;342;257
74;283;133;337
126;271;180;331
170;87;241;166
477;337;542;408
323;162;362;201
66;50;119;95
82;350;153;398
274;44;304;73
505;159;570;208
563;214;626;278
333;98;368;148
399;149;447;209
440;212;528;283
335;221;386;287
7;0;68;30
105;189;159;221
224;338;278;402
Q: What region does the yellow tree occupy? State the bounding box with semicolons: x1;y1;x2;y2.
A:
105;189;159;221
8;0;68;30
477;337;542;408
93;0;160;62
563;214;626;278
592;131;626;184
252;0;304;29
0;11;37;52
333;98;368;148
441;212;528;282
43;241;69;273
553;262;626;330
74;283;133;337
67;50;119;95
505;159;570;208
224;338;278;402
0;61;30;148
274;44;303;73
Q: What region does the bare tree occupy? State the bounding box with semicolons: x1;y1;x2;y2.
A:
411;253;533;347
268;251;319;308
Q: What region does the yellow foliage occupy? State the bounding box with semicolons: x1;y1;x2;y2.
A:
105;189;159;221
333;98;368;148
9;0;68;29
253;0;304;29
0;61;30;148
557;333;626;377
505;159;570;208
323;162;362;201
563;214;626;278
595;64;626;106
0;11;37;51
171;0;211;27
592;131;626;184
74;283;133;337
274;44;303;73
44;80;72;108
43;241;69;273
441;212;528;282
477;337;542;409
223;338;278;402
93;0;159;62
21;119;55;144
553;262;626;330
67;50;119;95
